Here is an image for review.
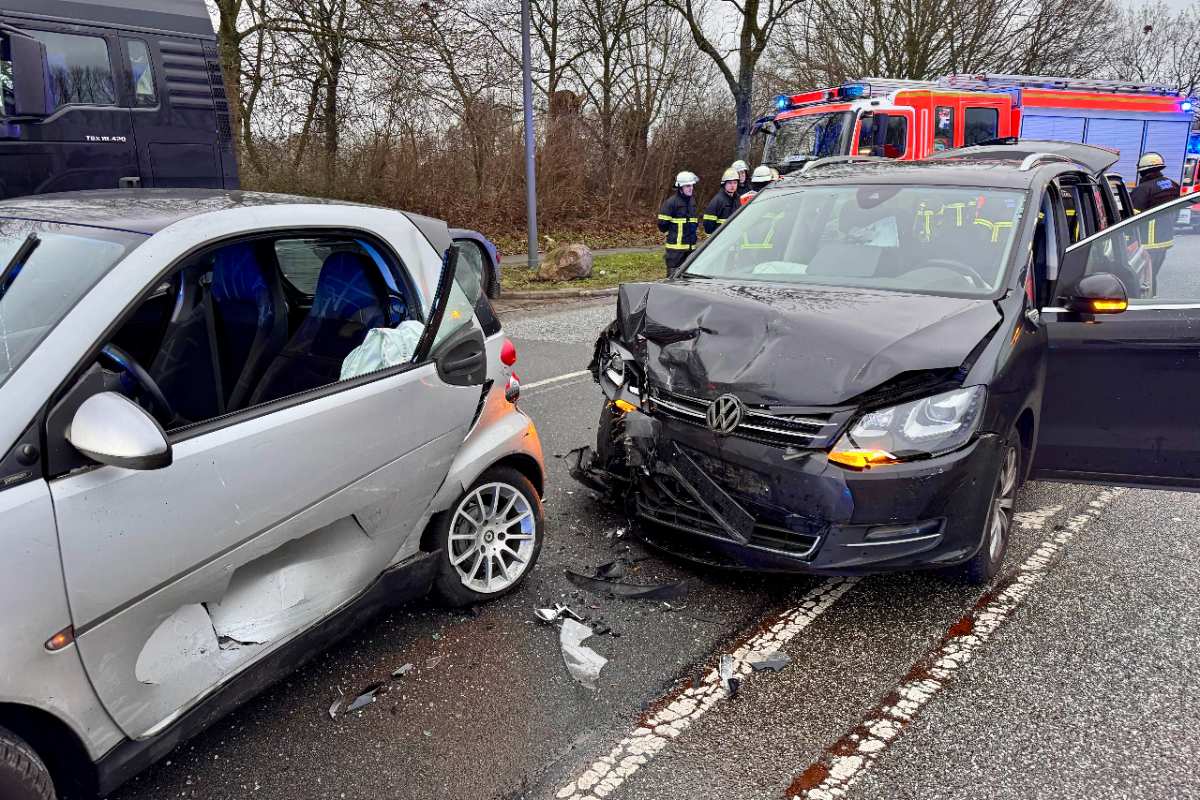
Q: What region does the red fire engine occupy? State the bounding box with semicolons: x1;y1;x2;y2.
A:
759;74;1196;185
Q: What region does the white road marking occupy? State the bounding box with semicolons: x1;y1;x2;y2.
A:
554;577;860;800
522;370;591;391
787;490;1124;800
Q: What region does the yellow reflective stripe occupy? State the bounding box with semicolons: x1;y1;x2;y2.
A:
917;209;935;239
665;243;694;250
703;214;719;221
942;202;966;227
657;214;672;221
1148;219;1157;244
973;218;1014;243
1143;240;1174;250
1066;208;1076;216
687;217;699;223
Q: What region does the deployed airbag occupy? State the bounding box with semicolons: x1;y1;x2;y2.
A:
340;321;424;380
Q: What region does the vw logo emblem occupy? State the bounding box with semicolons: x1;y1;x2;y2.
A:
706;393;744;436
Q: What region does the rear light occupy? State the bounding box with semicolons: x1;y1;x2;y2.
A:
505;373;520;403
500;338;517;366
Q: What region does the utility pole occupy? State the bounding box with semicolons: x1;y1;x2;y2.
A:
520;0;538;270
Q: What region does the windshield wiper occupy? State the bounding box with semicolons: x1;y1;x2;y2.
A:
0;233;40;302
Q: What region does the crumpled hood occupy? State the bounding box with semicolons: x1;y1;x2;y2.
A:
615;279;1002;406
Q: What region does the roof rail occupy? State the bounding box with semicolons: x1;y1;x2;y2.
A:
861;77;939;97
797;155;889;173
1019;152;1072;171
940;73;1180;96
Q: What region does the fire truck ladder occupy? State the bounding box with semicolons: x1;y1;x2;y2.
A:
939;73;1180;96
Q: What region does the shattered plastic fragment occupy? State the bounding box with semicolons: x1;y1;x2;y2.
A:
560;618;608;689
747;651;791;673
565;570;687;601
536;604;584;624
328;698;342;720
346;685;382;713
595;560;627;580
391;663;414;678
718;655;740;698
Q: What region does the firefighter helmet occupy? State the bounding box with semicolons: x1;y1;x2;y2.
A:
751;165;774;183
674;170;699;187
1137;152;1166;173
731;160;750;173
721;168;739;183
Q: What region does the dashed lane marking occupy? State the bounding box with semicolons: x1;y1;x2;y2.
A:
522;370;592;391
554;577;860;800
785;490;1124;799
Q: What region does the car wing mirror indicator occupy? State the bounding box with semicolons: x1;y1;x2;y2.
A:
1065;272;1128;315
65;392;173;470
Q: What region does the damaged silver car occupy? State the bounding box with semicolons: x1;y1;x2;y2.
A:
0;190;543;799
573;147;1200;584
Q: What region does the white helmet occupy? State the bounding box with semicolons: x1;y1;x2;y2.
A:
721;168;740;183
751;165;774;183
731;160;750;173
674;170;699;187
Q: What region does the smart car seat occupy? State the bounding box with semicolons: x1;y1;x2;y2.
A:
211;243;289;410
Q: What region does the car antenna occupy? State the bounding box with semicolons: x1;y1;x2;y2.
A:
0;233;40;302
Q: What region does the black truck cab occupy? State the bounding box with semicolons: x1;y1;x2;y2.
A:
0;0;236;199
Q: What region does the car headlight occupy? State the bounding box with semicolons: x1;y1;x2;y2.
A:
829;385;986;469
601;340;640;396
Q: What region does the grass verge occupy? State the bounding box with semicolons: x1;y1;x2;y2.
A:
501;250;664;292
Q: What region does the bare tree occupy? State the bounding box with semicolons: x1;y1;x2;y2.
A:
1106;1;1200;95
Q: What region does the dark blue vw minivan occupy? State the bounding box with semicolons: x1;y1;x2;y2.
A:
0;0;236;198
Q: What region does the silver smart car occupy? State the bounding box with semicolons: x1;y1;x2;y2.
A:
0;190;545;799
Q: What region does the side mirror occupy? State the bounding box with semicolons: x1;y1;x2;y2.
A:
65;392;173;470
1064;272;1128;315
7;33;52;118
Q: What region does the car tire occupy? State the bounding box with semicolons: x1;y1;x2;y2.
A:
432;466;544;607
963;441;1019;586
0;726;55;800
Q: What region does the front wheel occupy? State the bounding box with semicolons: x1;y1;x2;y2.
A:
962;443;1018;586
0;726;55;800
432;466;544;606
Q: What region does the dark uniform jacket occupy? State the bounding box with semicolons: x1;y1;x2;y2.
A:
658;191;699;250
1131;169;1180;212
702;189;739;234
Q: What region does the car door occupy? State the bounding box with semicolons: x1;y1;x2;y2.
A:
1035;192;1200;488
47;228;484;739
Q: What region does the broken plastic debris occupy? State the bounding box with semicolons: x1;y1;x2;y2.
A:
346;684;386;713
535;604;583;624
747;651;791;673
564;570;687;601
560;618;608;690
328;698;342;720
594;560;627;580
391;663;414;678
424;655;444;670
719;654;740;698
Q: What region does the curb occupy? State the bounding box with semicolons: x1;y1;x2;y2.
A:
499;287;620;300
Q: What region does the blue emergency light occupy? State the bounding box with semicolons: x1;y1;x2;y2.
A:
1182;99;1195;113
775;95;790;111
836;83;870;99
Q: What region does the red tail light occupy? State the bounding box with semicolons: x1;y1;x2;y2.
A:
500;338;517;366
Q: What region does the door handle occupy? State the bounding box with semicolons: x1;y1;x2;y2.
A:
443;350;485;373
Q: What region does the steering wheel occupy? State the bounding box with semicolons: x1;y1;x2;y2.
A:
99;344;174;423
906;257;990;289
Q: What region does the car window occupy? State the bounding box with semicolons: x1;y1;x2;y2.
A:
934;106;955;151
125;39;156;107
964;107;998;146
683;185;1026;298
453;239;488;302
857;114;907;159
1077;197;1192;302
0;221;142;389
27;30;115;107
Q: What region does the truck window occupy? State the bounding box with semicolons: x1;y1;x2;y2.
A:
27;30;115;107
125;40;156;107
857;114;907;158
934;106;955;151
964;107;998;146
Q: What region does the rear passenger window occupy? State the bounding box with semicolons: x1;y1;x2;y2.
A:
28;30;115;107
125;40;156;107
964;107;998;146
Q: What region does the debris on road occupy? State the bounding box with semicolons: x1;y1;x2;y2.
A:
718;654;740;698
594;560;627;579
346;682;388;713
564;569;687;601
391;663;414;678
535;603;583;624
560;618;608;689
327;697;342;720
747;651;791;673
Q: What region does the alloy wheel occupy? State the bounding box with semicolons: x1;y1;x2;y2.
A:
448;482;537;594
987;446;1018;563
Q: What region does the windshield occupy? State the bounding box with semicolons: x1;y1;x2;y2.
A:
0;220;143;389
683;185;1027;298
765;111;855;172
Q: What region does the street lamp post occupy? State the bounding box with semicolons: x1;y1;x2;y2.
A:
520;0;538;271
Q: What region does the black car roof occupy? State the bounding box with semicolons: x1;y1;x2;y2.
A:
4;0;215;38
926;140;1120;175
778;159;1043;191
0;189;454;253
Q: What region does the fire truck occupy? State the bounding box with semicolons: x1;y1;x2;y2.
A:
757;73;1196;185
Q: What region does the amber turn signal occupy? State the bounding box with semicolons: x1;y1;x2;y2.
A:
828;449;899;470
45;626;75;652
1090;299;1128;313
613;399;637;413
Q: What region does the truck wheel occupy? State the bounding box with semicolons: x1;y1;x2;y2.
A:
0;726;55;800
432;466;544;607
963;442;1019;586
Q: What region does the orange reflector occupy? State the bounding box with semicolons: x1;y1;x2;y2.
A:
1091;299;1128;312
614;399;637;413
45;626;75;652
828;449;899;470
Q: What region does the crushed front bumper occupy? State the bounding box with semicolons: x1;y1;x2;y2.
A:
571;407;1002;575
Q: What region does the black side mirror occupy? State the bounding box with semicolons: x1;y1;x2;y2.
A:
1065;272;1128;315
7;33;52;117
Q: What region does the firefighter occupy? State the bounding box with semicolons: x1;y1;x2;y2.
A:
1131;151;1179;283
738;165;776;206
731;159;750;197
658;171;700;273
703;168;740;234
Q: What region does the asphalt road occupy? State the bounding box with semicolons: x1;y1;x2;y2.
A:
110;292;1200;800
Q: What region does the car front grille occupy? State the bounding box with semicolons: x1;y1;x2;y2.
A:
647;387;851;449
637;473;821;558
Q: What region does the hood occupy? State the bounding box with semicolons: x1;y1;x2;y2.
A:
615;279;1002;406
